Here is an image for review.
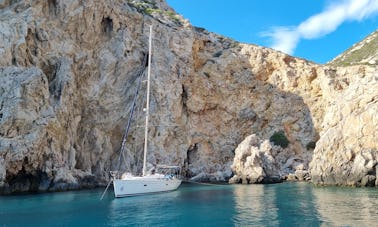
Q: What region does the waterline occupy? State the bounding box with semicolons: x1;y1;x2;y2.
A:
1;182;378;226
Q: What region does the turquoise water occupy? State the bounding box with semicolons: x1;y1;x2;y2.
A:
1;182;378;226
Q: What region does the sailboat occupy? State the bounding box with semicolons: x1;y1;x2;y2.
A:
112;25;182;197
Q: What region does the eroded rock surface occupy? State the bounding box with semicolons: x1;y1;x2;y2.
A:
309;66;378;186
229;134;311;184
0;0;377;193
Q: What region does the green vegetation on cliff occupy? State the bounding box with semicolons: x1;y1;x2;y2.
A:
127;0;181;24
329;30;378;66
269;131;289;149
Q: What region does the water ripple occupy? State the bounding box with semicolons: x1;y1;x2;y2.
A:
1;183;378;226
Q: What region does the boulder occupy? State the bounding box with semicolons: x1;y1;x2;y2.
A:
229;134;310;184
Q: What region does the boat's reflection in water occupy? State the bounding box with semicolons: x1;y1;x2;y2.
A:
108;189;181;226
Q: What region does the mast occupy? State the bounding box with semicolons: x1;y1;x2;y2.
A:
142;25;152;177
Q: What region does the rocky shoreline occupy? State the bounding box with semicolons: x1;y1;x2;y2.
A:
0;0;377;194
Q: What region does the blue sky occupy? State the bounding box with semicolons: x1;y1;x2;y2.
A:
166;0;378;64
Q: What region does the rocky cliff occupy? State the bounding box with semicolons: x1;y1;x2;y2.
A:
309;65;378;186
0;0;377;193
308;31;378;186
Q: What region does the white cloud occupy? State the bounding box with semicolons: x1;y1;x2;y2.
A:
266;0;378;55
265;27;299;54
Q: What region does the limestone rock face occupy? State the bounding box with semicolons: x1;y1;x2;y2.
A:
0;0;377;193
0;0;323;192
309;66;378;186
1;0;189;192
183;41;321;181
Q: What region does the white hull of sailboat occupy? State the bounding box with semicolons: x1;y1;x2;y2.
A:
113;176;182;197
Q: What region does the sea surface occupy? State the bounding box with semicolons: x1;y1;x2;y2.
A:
1;182;378;226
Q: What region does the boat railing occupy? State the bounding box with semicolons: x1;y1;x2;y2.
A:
155;165;182;178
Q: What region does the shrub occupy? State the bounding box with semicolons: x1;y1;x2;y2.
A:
269;131;289;148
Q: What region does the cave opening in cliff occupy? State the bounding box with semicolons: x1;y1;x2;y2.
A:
184;143;198;178
5;168;50;193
